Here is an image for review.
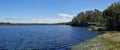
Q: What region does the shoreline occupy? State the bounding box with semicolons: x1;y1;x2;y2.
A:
72;31;120;50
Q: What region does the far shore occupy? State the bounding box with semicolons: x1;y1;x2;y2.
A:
0;22;70;26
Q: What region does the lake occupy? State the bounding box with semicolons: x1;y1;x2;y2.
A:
0;25;99;50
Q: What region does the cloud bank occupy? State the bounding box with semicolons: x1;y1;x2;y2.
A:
0;13;73;23
0;18;72;23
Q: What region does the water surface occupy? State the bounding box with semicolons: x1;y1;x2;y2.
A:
0;25;99;50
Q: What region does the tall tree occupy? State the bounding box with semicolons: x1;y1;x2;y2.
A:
103;1;120;30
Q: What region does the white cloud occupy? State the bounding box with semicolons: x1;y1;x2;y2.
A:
58;13;73;18
0;18;72;23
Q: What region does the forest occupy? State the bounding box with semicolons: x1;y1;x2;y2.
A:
70;1;120;31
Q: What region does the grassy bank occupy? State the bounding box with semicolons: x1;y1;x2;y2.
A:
72;31;120;50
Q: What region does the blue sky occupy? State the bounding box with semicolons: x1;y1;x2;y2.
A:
0;0;119;23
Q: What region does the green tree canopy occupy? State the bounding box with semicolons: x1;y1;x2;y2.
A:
103;1;120;30
71;9;102;26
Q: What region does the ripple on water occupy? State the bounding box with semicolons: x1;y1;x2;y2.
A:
0;25;99;50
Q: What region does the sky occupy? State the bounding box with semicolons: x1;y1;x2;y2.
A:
0;0;119;23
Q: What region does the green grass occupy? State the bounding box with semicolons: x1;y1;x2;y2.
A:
100;31;120;50
72;31;120;50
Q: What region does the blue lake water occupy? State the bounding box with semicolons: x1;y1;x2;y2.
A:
0;25;99;50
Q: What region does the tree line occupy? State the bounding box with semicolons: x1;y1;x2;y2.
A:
70;1;120;31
